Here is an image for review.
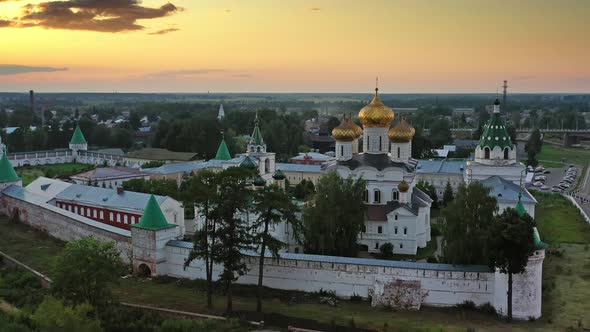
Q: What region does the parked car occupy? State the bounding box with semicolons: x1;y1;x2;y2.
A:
543;170;551;174
534;176;546;181
552;187;562;192
533;181;544;187
540;185;550;190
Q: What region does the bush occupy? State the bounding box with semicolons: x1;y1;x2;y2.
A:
141;161;165;169
349;293;362;302
0;270;47;309
380;243;394;258
456;300;476;310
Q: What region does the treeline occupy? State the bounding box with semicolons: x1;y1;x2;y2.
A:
152;107;309;161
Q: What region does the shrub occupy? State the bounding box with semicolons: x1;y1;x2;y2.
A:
456;300;476;310
349;293;362;302
380;243;394;258
141;161;165;169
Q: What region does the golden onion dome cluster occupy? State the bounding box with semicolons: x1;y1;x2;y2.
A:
398;180;410;193
358;88;394;128
331;115;357;142
388;116;416;143
347;116;363;138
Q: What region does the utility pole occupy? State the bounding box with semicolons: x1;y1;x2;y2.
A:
502;80;508;113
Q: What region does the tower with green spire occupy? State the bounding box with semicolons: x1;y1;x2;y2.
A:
247;112;266;154
474;98;516;166
131;194;178;277
0;153;22;190
214;133;232;161
69;125;88;159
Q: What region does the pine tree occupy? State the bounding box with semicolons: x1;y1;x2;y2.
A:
252;184;299;312
487;208;535;321
442;181;454;206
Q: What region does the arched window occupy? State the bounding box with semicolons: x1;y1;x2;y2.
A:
484;147;490;159
374;189;381;203
257;147;261;153
265;158;271;173
375;242;379;249
392;190;399;201
379;136;382;151
340;145;344;156
504;147;509;160
397;147;400;158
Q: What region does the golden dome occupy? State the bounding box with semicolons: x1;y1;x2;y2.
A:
398;180;410;193
358;88;394;128
388;116;415;142
331;115;357;142
347;115;363;138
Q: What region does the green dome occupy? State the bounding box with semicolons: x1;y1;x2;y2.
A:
70;125;87;145
131;195;175;230
254;176;266;187
272;169;286;180
0;153;20;183
240;156;257;170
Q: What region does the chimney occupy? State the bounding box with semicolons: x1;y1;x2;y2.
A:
117;187;124;195
29;90;35;113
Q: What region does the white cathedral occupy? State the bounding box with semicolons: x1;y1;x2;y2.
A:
324;88;433;255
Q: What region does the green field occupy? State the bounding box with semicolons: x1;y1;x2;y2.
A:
15;163;95;186
1;189;590;331
537;144;590;166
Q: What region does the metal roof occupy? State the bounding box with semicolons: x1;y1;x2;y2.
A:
26;177;72;200
481;176;537;204
167;240;490;272
416;159;465;175
143;161;209;175
70;167;146;181
289;152;334;161
275;162;322;173
54;183;168;212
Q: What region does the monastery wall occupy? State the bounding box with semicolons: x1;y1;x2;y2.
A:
0;193;132;262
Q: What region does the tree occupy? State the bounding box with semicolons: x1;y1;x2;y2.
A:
417;181;438;209
32;296;103;332
441;182;498;265
213;167;257;314
429;118;452;147
526;149;539;167
51;237;124;308
442;182;454;207
487;208;535;321
525;128;542;154
184;170;219;309
302;172;365;257
129;112;141;130
380;243;394;258
252;184;299;312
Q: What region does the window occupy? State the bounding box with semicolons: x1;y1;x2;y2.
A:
100;211;104;219
484;147;490;159
374;189;381;203
379;136;382;151
131;216;136;224
400;243;403;249
375;242;379;249
116;214;121;223
392;190;399;201
397;147;400;158
361;225;366;233
394;226;398;234
378;226;383;234
395;214;398;221
265;158;271;173
403;227;407;235
504;147;509;160
340;145;344;156
109;212;114;221
74;206;78;214
124;215;128;224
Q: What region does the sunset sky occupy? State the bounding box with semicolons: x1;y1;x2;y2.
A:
0;0;588;93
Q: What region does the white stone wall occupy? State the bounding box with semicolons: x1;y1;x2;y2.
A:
335;141;353;161
474;145;517;166
390;141;411;163
466;163;526;185
363;127;389;154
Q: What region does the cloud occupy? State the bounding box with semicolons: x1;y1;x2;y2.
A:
1;0;181;33
0;65;68;75
0;20;13;27
308;7;321;11
225;9;231;13
231;73;252;79
148;27;179;35
149;69;225;79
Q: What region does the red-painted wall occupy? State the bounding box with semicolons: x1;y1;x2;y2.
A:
55;200;142;231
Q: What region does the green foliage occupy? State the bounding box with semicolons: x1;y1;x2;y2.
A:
487;208;536;320
442;182;454;207
0;312;33;332
380;243;394;258
16;163;95;186
290;179;316;200
441;182;498;265
429;118;453;147
525;128;542;154
158;318;244;332
98;304;163;332
302;172;366;257
122;178;180;200
0;270;46;309
417;181;438;208
31;296;103;332
526;149;539;167
141;160;166;169
52;237;124;308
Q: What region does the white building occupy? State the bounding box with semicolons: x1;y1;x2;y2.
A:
323;88;433;255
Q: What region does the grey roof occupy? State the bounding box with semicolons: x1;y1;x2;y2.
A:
54;184;168;212
481;176;537;204
412;187;433;204
275;162;322;173
143;161;209;175
290;152;334;161
385;201;417;216
336;153;415;172
416;159;465;175
167;240;489;272
70;167;145;181
92;148;125;156
2;185;130;237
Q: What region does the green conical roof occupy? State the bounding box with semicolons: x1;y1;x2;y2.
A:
70;125;87;144
132;195;174;230
515;193;527;218
272;169;285;180
478;100;512;150
250;114;264;146
214;137;231;160
0;153;20;183
254;176;266;187
240;156;257;169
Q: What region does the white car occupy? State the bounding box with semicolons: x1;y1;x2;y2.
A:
534;176;546;181
533;181;544;187
540;185;550;190
552;187;562;192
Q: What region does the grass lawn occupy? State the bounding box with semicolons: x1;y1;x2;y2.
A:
537;144;590;167
15;163;95;186
532;191;590;245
